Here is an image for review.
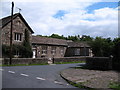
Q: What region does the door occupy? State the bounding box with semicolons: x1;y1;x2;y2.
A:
33;50;36;58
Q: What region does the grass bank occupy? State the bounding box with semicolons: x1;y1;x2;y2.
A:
1;63;48;67
109;82;120;89
55;61;85;64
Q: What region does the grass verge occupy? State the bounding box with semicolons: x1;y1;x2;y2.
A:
60;72;91;89
109;82;120;89
1;63;48;67
55;61;85;64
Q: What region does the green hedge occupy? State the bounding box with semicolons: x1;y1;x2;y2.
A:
2;44;32;58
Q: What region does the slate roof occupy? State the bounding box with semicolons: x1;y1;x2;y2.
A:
32;36;68;46
0;13;34;33
32;36;91;47
67;42;90;48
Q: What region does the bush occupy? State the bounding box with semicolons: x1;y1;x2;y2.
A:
2;44;10;58
2;44;33;58
112;38;120;70
86;57;110;70
90;37;113;57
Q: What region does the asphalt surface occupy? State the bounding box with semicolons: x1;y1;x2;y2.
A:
2;63;85;88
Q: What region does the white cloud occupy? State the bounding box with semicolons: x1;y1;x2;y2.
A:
1;0;118;38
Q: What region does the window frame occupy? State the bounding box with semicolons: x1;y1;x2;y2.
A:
75;48;80;55
51;46;56;55
14;33;22;41
41;46;47;55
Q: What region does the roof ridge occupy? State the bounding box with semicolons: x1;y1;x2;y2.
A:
0;13;20;20
33;35;67;41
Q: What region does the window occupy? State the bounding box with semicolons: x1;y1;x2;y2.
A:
51;46;56;55
14;50;20;58
60;47;64;55
75;48;80;55
14;33;22;41
41;46;47;55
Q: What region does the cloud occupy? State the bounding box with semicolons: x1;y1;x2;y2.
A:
1;0;118;38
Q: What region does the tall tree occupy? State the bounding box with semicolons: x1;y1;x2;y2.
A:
22;29;33;58
112;38;120;70
90;37;113;57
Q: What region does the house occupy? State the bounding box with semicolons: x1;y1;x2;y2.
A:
1;13;34;46
0;13;34;57
32;36;67;58
1;13;92;58
65;41;93;57
32;36;93;58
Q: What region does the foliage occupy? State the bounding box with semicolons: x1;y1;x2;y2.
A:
112;38;120;70
2;44;23;58
22;29;33;58
2;29;33;58
37;34;93;42
50;34;67;40
109;82;120;89
80;35;93;42
2;44;10;57
90;37;114;57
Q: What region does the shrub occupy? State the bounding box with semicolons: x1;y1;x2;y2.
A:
112;38;120;70
2;44;10;58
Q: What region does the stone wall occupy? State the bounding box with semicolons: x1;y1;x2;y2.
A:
2;16;32;45
3;58;48;65
3;57;86;65
86;57;112;70
54;57;86;63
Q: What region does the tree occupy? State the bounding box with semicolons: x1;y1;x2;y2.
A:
22;29;33;58
2;44;10;58
90;37;113;57
80;35;93;42
50;34;66;40
112;38;120;70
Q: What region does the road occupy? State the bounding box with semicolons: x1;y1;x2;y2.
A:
2;63;84;88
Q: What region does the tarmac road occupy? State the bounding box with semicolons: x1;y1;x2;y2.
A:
2;63;85;88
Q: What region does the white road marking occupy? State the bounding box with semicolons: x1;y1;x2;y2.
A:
66;84;69;86
20;73;29;77
36;77;46;80
0;69;4;71
54;81;63;85
8;71;15;74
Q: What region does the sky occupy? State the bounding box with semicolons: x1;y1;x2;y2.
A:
1;0;119;39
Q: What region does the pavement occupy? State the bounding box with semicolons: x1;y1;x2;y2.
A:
2;63;85;88
60;67;120;89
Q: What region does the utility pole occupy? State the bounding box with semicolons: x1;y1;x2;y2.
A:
10;2;14;65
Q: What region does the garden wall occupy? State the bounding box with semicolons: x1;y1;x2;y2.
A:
54;57;86;63
2;57;86;65
3;58;48;65
86;57;112;70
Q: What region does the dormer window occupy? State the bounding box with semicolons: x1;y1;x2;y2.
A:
14;33;22;41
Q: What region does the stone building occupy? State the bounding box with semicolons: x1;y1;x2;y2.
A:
1;13;34;45
65;41;93;57
32;36;67;58
32;36;93;58
0;13;34;57
1;13;92;58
